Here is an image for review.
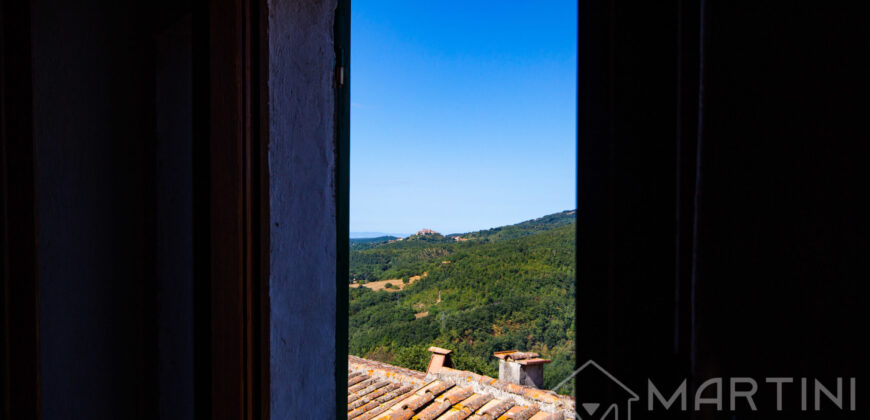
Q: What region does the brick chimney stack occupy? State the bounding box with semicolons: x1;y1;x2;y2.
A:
493;350;551;389
426;346;454;373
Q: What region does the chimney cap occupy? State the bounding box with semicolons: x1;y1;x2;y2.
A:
516;358;552;366
428;346;453;355
493;350;540;361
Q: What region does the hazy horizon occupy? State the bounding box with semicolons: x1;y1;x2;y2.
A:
350;208;576;239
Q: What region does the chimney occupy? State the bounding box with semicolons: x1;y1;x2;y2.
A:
493;350;551;389
426;346;454;373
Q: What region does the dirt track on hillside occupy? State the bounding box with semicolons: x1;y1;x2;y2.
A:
349;272;427;292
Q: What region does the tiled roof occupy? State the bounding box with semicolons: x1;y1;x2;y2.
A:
348;355;575;420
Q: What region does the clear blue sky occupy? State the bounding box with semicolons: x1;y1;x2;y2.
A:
351;1;577;236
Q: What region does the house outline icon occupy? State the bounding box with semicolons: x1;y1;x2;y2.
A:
552;360;640;420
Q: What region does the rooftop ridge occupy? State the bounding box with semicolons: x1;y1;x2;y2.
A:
348;355;428;388
347;355;575;419
428;365;575;416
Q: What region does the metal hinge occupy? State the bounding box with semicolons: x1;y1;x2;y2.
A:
336;46;346;88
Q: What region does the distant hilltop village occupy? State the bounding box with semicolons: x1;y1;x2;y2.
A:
387;229;450;244
383;229;440;244
413;228;468;242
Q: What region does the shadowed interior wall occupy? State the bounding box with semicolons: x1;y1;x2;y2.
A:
579;1;869;418
266;0;339;417
692;1;869;403
33;1;157;417
32;1;191;418
155;16;194;420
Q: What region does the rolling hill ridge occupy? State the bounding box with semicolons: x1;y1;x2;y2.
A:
348;210;576;393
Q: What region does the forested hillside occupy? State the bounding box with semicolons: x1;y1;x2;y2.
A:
349;235;399;245
348;210;576;393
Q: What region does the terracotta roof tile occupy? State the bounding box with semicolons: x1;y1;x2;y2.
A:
350;378;380;394
412;386;474;420
350;374;370;387
353;387;417;420
347;355;573;420
349;382;400;410
497;406;539;420
349;380;392;405
437;393;493;419
377;380;454;420
350;385;415;420
469;399;514;419
528;413;562;420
